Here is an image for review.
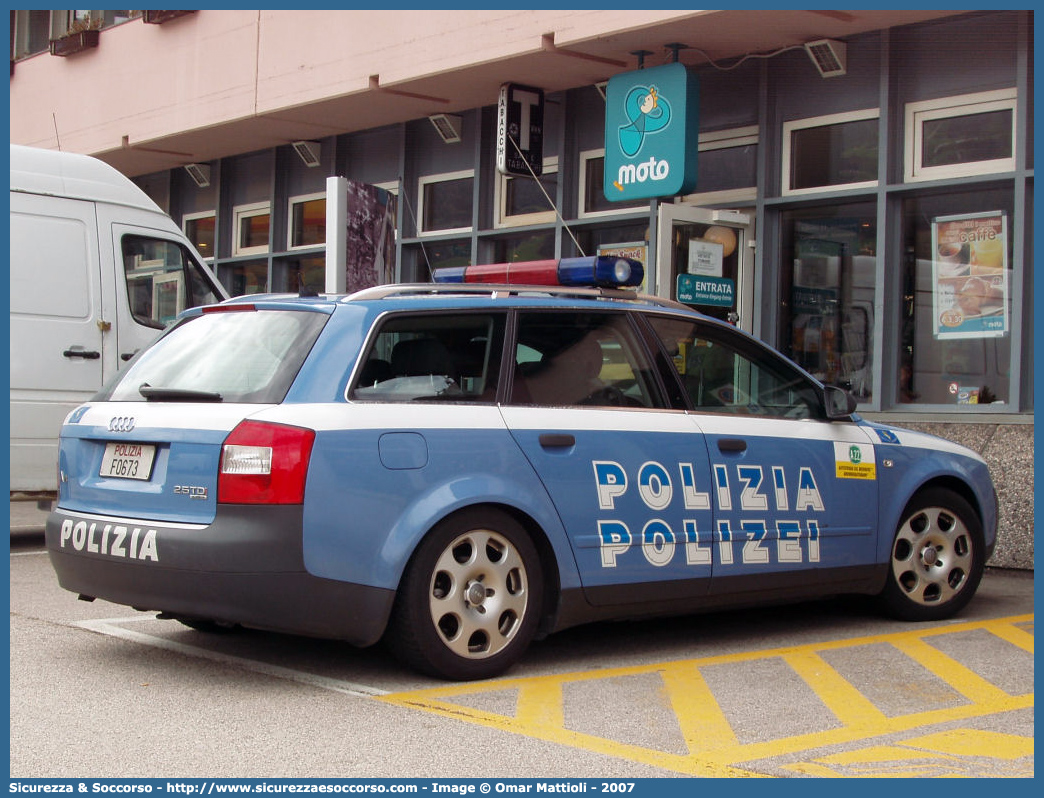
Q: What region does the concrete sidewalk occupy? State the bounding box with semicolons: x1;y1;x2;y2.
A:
10;498;52;535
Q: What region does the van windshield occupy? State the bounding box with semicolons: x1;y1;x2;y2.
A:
101;308;328;403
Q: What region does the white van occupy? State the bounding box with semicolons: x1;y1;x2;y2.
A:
10;144;229;494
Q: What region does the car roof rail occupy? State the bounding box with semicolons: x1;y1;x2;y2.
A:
343;282;688;309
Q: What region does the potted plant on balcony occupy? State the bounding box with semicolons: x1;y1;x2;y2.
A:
143;10;196;25
49;15;101;57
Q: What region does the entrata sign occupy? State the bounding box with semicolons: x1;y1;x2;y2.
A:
497;83;544;177
677;273;735;308
603;62;699;202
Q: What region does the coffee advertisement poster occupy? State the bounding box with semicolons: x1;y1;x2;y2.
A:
931;211;1008;339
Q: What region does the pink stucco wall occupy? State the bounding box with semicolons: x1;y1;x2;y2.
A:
10;9;703;157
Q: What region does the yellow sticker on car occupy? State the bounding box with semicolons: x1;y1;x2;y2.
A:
835;442;876;480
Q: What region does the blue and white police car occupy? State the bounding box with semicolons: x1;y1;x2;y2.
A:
46;257;997;680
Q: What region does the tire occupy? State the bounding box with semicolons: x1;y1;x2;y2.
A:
879;488;984;622
386;508;543;680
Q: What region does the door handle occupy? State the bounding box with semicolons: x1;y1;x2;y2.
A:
120;351;138;362
717;438;747;453
539;433;575;448
62;348;101;360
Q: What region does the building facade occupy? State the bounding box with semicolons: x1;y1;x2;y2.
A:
9;9;1034;566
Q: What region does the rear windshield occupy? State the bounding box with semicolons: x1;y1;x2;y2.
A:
101;308;328;403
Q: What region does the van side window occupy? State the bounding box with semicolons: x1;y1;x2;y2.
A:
122;235;221;328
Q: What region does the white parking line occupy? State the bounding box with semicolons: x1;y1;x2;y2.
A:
76;616;389;698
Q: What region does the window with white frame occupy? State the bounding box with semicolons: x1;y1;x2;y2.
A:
495;157;559;228
417;170;474;235
782;109;879;196
183;211;216;261
233;202;271;257
904;89;1017;183
578;150;650;218
10;10;52;59
288;193;326;250
681;126;759;206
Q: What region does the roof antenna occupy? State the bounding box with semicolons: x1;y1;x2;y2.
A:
52;113;62;150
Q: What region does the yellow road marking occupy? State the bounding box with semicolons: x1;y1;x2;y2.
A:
905;729;1034;760
379;615;1033;777
782;729;1035;777
781;649;888;728
986;620;1034;653
658;661;738;753
890;636;1012;705
515;680;565;728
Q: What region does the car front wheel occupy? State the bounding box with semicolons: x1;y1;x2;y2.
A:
880;488;984;622
386;508;543;680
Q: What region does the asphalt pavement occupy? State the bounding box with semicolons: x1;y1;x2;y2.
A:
9;498;1034;779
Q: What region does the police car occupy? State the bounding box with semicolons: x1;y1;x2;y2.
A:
46;256;997;681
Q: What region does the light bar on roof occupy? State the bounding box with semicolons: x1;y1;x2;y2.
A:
432;256;644;288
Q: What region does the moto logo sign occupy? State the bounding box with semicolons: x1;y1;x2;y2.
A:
603;61;699;202
108;416;136;433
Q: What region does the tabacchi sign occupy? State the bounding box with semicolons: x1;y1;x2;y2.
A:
497;83;544;177
603;62;699;202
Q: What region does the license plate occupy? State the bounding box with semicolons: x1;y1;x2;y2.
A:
100;442;156;481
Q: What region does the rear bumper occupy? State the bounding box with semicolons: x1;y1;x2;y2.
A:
45;506;394;647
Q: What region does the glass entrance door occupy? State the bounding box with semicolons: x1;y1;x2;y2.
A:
654;205;752;331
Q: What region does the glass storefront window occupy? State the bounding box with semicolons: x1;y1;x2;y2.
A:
905;90;1017;181
697;143;757;194
498;159;558;226
184;213;216;260
287;255;325;295
778;203;877;401
574;223;648;258
240;214;269;250
290;196;326;249
922;110;1013;169
783;111;879;194
227;260;268;296
419;172;474;234
492;231;555;263
899;189;1013;407
579;152;649;217
413;239;472;278
233;203;271;256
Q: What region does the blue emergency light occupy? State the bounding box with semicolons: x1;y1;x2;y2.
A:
432;256;644;288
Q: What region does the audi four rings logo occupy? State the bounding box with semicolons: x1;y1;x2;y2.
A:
108;416;136;433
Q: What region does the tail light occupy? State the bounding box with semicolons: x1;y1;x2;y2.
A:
218;421;315;505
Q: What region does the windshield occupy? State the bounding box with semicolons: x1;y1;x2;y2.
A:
102;308;328;403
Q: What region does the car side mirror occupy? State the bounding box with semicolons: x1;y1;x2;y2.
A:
824;385;858;419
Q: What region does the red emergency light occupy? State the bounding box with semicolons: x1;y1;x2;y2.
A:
432;256;644;289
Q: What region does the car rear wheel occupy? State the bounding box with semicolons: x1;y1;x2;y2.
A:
880;488;984;622
386;508;542;680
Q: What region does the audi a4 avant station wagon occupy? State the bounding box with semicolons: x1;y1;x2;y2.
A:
46;257;997;680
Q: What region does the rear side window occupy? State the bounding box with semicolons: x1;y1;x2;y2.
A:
103;309;328;403
122;235;222;327
351;313;506;403
511;311;664;408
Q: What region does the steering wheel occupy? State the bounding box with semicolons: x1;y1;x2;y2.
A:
579;385;628;407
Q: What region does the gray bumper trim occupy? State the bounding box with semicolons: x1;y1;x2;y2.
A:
45;506;394;647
